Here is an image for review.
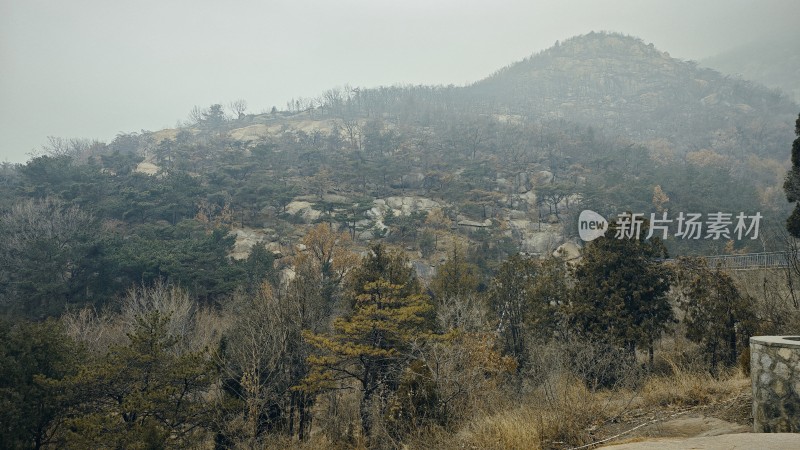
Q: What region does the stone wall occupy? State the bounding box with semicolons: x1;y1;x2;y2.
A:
750;336;800;432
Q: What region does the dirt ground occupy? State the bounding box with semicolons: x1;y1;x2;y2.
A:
586;387;800;449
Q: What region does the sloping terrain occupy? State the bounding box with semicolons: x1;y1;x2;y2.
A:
702;34;800;104
470;32;796;155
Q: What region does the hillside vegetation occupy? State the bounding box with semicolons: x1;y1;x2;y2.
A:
1;32;799;449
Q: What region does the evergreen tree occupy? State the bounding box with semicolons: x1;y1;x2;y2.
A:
0;198;101;319
60;311;214;448
675;258;755;375
784;113;800;237
487;255;537;367
302;245;433;444
430;245;483;332
0;320;83;449
568;222;674;365
487;254;561;368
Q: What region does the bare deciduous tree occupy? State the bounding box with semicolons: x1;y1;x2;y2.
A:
229;99;248;119
120;279;199;354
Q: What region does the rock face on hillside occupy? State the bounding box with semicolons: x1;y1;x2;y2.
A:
507;221;563;255
230;228;270;260
383;196;441;216
285;201;321;223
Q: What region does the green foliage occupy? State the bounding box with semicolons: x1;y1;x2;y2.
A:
785;114;800;237
430;245;485;332
304;245;433;442
487;254;542;367
193;103;228;129
0;198;104;319
344;244;420;303
568;223;674;362
675;258;756;374
108;220;245;302
241;243;277;294
60;310;214;448
418;230;437;258
0;320;83;449
384;210;427;242
384;360;442;439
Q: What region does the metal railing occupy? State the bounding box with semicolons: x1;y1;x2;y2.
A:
691;251;795;271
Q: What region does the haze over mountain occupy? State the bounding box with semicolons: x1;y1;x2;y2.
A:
3;25;800;448
701;32;800;104
469;32;797;153
2;0;798;164
5;31;792;260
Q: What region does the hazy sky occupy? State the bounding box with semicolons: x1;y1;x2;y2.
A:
1;0;797;163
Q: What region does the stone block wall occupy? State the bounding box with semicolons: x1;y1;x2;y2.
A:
750;336;800;432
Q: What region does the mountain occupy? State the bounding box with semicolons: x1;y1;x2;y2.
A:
3;31;797;279
701;34;800;104
469;32;797;155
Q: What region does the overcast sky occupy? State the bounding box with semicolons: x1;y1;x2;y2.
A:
1;0;797;163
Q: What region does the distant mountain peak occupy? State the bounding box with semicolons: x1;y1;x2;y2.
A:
469;31;796;151
479;31;683;85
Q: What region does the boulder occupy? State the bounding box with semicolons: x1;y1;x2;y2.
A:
411;260;436;281
458;219;491;228
229;228;270;260
135;161;160;175
507;210;528;220
521;230;563;254
519;190;537;207
532;170;554;185
553;242;581;260
285;201;313;215
383;196;442;216
285;200;322;223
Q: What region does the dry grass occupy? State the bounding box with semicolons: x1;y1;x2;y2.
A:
273;335;752;450
276;367;750;450
451;405;543;450
404;377;612;450
644;337;749;408
400;361;750;450
641;368;747;408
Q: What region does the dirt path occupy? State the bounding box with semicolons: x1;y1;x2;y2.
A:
573;387;780;449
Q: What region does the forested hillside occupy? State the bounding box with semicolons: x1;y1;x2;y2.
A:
1;32;799;448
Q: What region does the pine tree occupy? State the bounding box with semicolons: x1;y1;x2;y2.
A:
568;223;674;366
60;311;214;448
0;319;83;449
302;245;433;444
784;113;800;237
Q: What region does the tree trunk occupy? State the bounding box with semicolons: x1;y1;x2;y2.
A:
360;388;374;445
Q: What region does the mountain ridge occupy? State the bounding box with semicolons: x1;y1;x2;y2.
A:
467;31;796;154
701;33;800;104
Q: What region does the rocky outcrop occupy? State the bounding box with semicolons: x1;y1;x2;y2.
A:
457;219;491;228
384;196;442;216
229;228;270;260
284;201;322;223
134;161;160;175
554;241;581;260
506;220;564;255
